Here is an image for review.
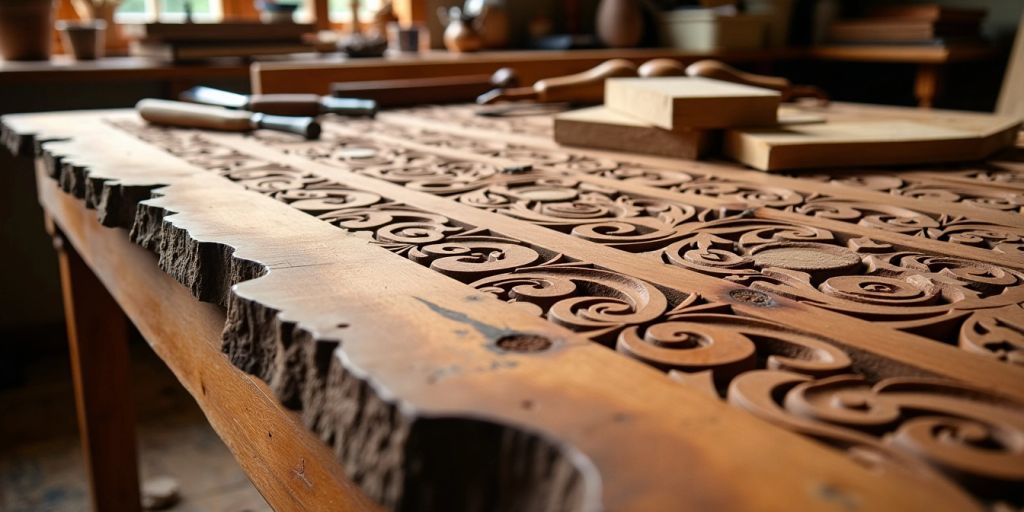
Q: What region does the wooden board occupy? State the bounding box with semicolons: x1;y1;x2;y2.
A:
552;105;823;161
121;22;315;43
130;41;327;63
330;75;499;107
725;115;1021;171
604;76;780;129
553;106;713;159
996;11;1024;123
4;103;1024;511
252;48;801;95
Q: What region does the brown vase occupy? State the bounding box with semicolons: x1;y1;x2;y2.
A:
0;0;55;61
438;6;483;53
596;0;643;48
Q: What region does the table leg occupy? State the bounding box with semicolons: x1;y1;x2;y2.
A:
54;229;143;512
914;64;940;108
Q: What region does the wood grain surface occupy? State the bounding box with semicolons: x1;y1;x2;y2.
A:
3;102;1023;511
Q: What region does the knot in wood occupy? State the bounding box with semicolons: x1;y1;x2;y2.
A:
728;289;775;307
495;334;553;353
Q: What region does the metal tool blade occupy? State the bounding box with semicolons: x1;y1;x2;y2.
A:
180;86;250;110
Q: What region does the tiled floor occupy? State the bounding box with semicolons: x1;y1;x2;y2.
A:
0;334;271;512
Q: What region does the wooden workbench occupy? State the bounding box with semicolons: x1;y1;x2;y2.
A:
2;103;1022;511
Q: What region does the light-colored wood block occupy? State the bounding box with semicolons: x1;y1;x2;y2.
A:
605;76;780;129
725;115;1021;171
553;106;714;159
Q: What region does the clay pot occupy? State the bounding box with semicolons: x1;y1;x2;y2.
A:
57;19;106;60
596;0;643;48
466;0;508;49
438;6;483;53
0;0;55;61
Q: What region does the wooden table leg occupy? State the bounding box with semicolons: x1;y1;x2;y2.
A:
914;63;940;108
54;228;143;512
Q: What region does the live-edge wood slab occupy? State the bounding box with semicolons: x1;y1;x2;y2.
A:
4;106;1024;511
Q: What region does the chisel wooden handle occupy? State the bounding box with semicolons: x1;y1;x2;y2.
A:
181;86;376;117
478;59;638;104
250;94;378;117
685;59;829;102
248;94;324;117
137;99;320;139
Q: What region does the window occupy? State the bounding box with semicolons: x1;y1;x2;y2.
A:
294;0;381;24
328;0;381;23
116;0;223;23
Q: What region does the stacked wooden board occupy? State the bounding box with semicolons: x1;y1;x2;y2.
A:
827;4;985;45
124;22;326;62
554;76;1021;171
555;76;780;159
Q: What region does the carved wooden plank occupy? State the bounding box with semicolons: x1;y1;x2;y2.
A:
33;158;384;512
207;113;1024;369
4;106;1024;511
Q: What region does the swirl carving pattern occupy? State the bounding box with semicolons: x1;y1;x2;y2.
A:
107;118;1024;507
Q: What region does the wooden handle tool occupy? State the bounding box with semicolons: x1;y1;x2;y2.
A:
685;59;829;102
137;99;321;139
477;59;638;105
638;58;687;77
329;67;519;107
181;86;377;118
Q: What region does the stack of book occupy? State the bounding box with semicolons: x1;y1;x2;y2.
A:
124;22;330;62
827;4;985;46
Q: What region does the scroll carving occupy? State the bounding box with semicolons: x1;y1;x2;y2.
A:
729;371;1024;506
102;117;1024;507
656;217;1024;365
371;112;1024;255
112;119;1024;367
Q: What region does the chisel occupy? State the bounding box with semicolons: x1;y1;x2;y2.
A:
137;99;321;139
180;86;378;118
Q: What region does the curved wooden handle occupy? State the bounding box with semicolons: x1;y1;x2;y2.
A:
684;59;829;102
534;58;638;103
638;58;687;78
137;99;253;132
685;59;791;91
478;59;638;104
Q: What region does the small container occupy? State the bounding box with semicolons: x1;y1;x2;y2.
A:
658;9;767;51
256;1;298;23
57;19;106;61
0;0;55;61
387;22;428;53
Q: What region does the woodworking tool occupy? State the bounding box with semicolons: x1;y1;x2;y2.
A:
685;60;829;103
137;99;321;139
181;86;377;118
